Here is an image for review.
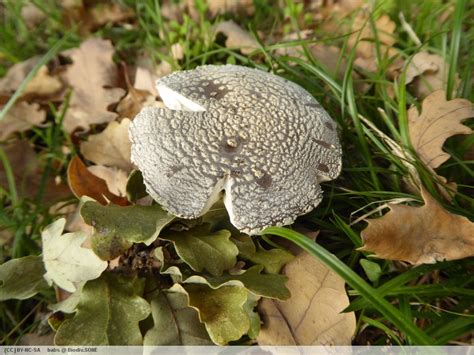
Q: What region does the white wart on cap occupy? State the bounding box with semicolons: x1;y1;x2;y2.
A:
129;65;342;234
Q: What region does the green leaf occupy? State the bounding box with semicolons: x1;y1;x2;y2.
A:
0;256;48;301
183;283;249;345
185;265;290;300
54;273;151;345
160;226;238;276
233;234;294;274
81;201;175;260
143;284;212;345
126;170;147;202
360;259;382;283
243;292;260;340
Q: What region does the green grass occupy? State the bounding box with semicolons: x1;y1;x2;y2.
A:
0;0;473;345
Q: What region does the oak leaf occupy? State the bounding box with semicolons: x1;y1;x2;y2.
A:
0;101;46;141
87;165;128;197
54;274;150;345
214;21;259;55
183;283;249;345
160;226;238;276
408;90;473;169
257;252;355;345
0;57;62;97
67;156;128;206
360;188;474;264
405;52;459;98
143;285;212;345
81;201;175;260
0;140;70;204
187;0;254;20
80;119;132;171
41;218;108;293
61;38;125;132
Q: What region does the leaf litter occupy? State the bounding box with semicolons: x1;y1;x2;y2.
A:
0;0;472;347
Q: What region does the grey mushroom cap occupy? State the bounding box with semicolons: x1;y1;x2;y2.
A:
129;64;342;234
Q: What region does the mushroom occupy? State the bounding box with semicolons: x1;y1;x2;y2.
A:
129;65;341;234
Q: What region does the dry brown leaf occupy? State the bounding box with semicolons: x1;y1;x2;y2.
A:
116;85;155;119
360;188;474;264
89;3;135;28
67;156;128;206
0;101;46;141
134;66;159;96
257;252;355;345
21;2;47;28
87;165;128;197
0;57;62;97
408;90;473;169
404;52;460;98
61;38;125;132
80;119;132;171
214;21;259;55
187;0;254;20
0;140;70;204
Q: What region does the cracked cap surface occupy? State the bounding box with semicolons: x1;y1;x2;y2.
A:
129;64;342;234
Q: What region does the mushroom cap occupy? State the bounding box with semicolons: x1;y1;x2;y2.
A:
129;64;341;234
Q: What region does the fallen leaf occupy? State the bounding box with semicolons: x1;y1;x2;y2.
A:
21;1;47;28
0;256;48;300
276;31;347;80
67;156;127;205
183;283;249;345
0;140;70;204
87;165;128;197
61;38;125;132
408;90;473;169
42;218;108;292
54;274;150;345
143;284;213;345
187;0;254;20
257;252;355;345
0;101;46;141
89;2;135;28
347;13;397;73
0;56;62;98
404;52;459;98
80;201;175;260
160;226;238;276
116;86;155;119
360;188;474;264
214;20;260;55
80;119;132;171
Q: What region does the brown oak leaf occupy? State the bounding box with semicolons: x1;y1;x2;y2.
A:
214;21;259;55
0;101;46;141
257;252;355;345
408;90;473;169
61;38;125;132
0;57;62;98
80;119;132;171
360;188;474;264
405;52;460;99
